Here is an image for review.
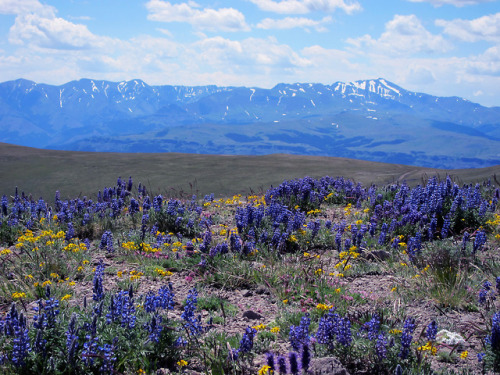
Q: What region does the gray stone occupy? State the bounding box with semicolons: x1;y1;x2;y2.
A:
242;310;263;320
256;287;270;295
308;356;350;375
241;289;253;297
364;250;390;261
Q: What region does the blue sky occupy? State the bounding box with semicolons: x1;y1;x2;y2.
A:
0;0;499;106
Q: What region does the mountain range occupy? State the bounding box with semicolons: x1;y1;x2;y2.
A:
1;77;500;169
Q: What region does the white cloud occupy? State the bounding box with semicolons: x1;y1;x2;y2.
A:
466;45;500;76
9;13;114;50
347;14;451;56
436;13;500;42
248;0;361;14
407;0;495;6
193;36;311;69
256;16;332;31
0;0;55;16
145;0;250;32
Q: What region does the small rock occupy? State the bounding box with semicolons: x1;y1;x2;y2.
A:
241;290;253;297
364;250;390;261
242;310;263;320
256;287;269;295
309;356;350;375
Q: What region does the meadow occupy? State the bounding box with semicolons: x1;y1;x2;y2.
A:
3;142;500;201
1;145;500;374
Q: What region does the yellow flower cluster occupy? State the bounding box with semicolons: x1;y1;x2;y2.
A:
129;270;144;281
1;248;12;255
122;241;139;251
252;323;267;331
417;342;437;355
315;268;324;276
62;242;87;252
316;303;333;310
258;365;272;375
344;203;352;216
248;195;266;207
177;360;188;367
12;292;26;299
16;229;66;249
307;209;321;216
486;214;500;226
155;268;173;277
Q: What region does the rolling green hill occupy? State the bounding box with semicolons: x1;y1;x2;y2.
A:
1;142;500;200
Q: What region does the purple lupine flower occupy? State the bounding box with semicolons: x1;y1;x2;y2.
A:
92;260;105;301
487;312;500;351
11;325;31;367
289;313;311;351
277;355;287;374
378;223;388;245
375;333;387;360
399;317;415;359
364;314;380;341
473;229;487;253
301;344;311;372
99;342;116;374
426;321;438;341
238;327;257;353
266;352;275;372
181;288;204;336
289;352;300;375
337;317;352;346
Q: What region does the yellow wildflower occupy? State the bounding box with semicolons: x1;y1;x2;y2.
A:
1;249;12;255
61;294;72;301
252;323;267;331
390;329;402;334
258;365;272;375
12;292;26;299
316;303;333;310
270;326;280;334
461;351;468;359
282;299;288;304
177;360;188;367
42;280;52;287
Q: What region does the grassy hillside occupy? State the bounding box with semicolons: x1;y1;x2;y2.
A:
1;142;500;200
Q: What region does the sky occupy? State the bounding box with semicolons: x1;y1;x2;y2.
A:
0;0;499;106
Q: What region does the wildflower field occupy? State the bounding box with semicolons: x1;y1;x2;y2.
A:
1;174;500;374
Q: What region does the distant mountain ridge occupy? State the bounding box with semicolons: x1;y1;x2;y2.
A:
1;77;500;169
